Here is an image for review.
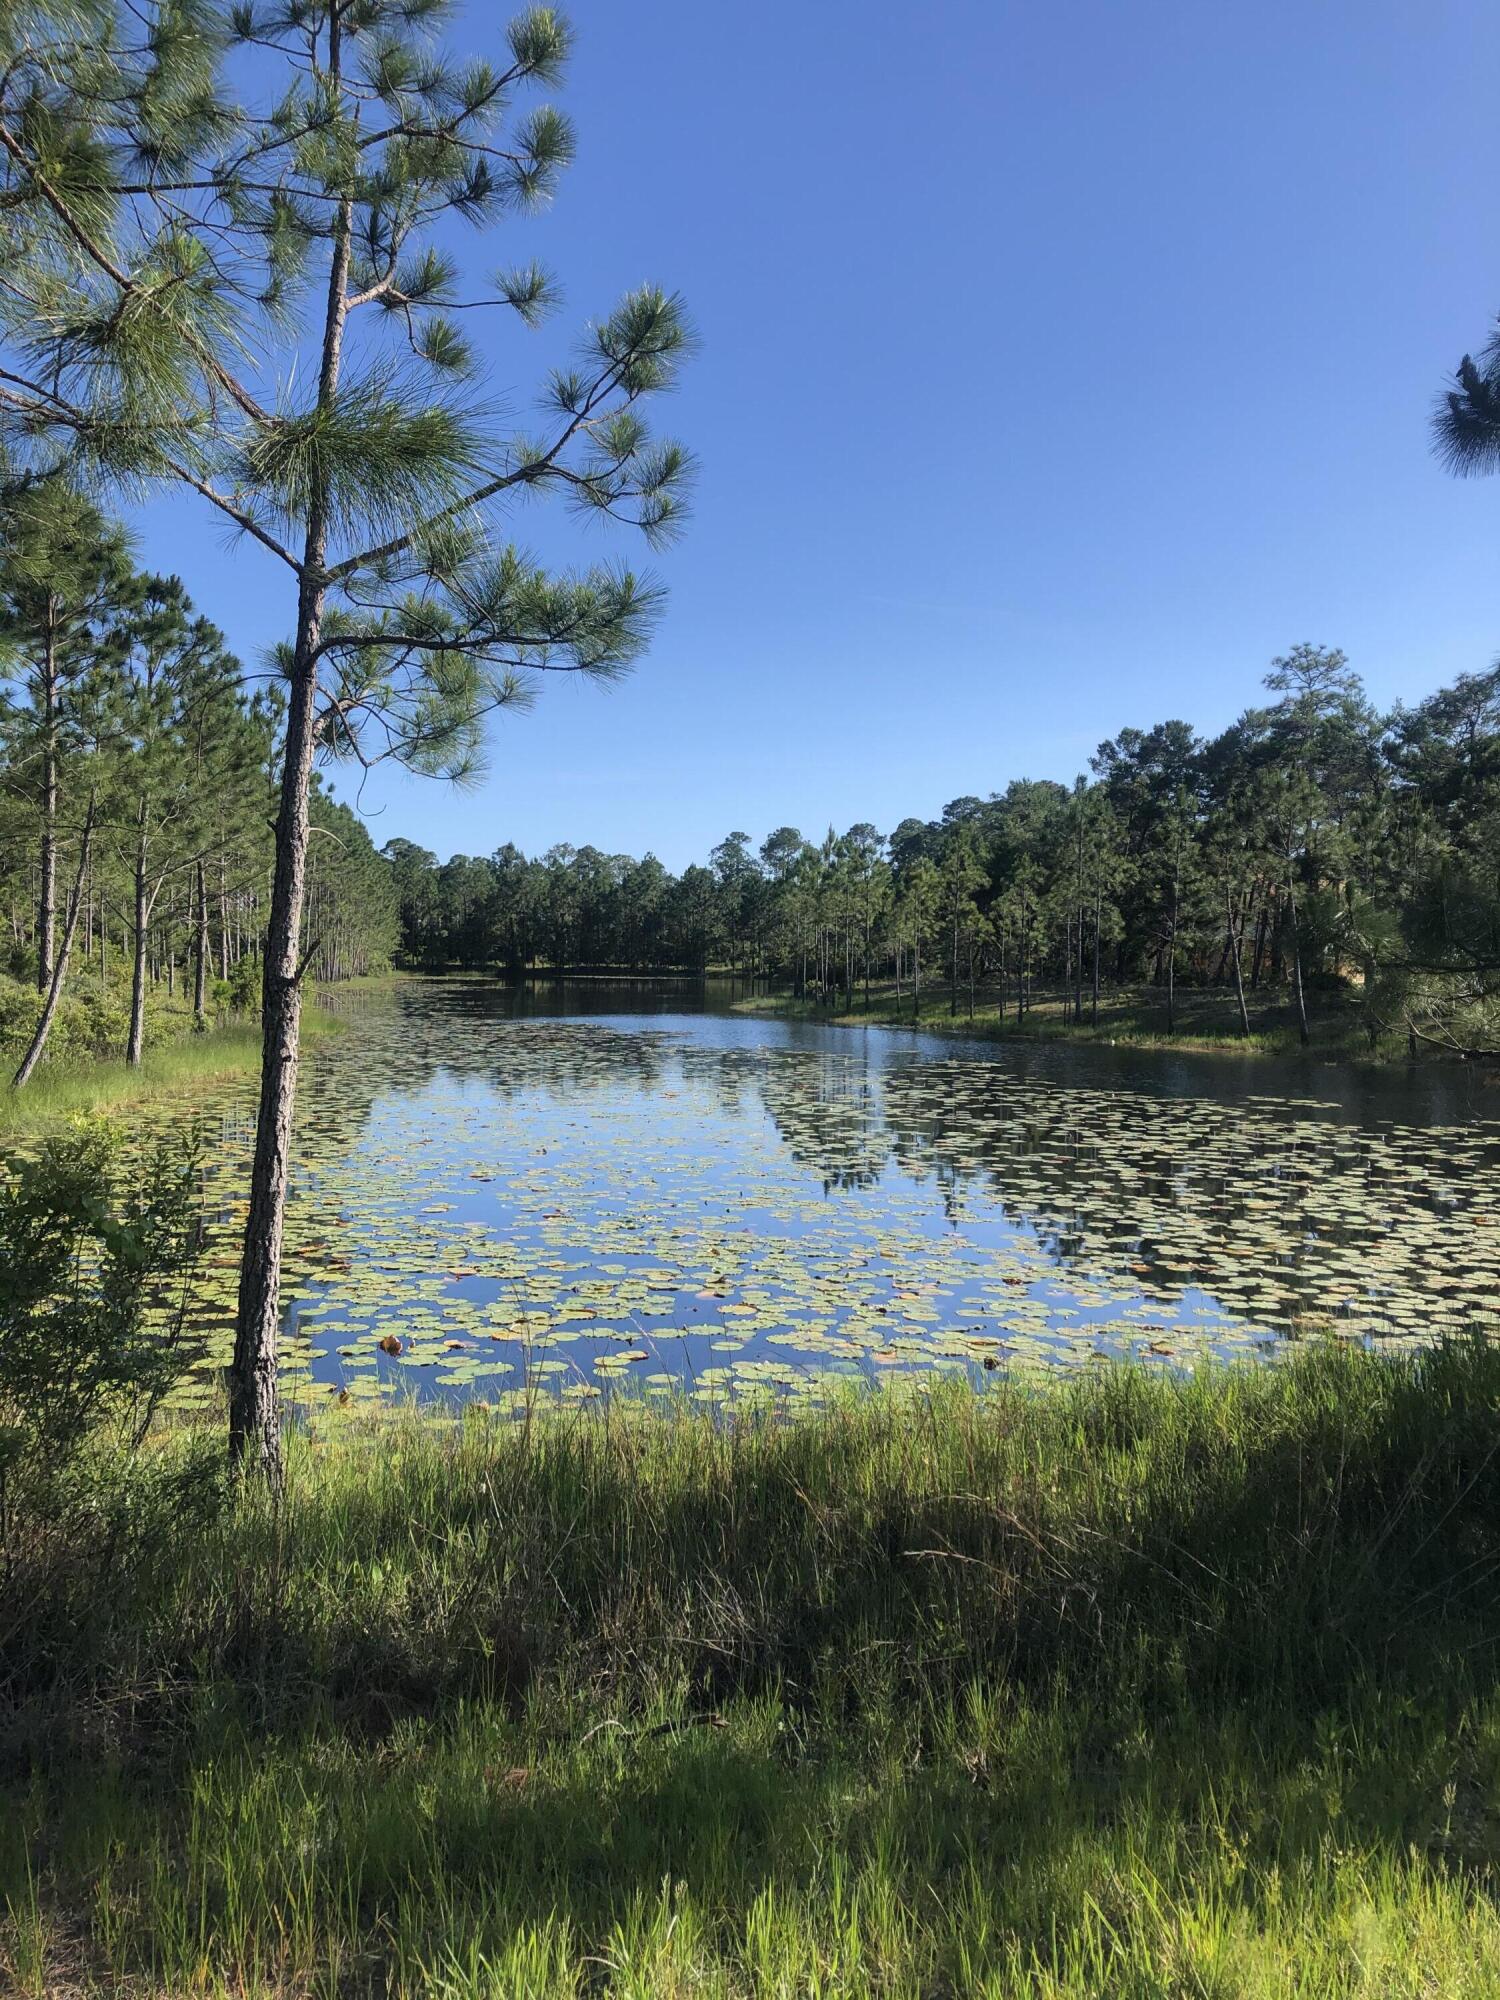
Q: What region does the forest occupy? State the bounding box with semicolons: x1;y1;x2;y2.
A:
0;484;398;1084
9;481;1500;1081
388;641;1500;1056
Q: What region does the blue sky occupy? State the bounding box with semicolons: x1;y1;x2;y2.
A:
130;0;1500;868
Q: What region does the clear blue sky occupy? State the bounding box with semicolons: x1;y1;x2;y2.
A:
131;0;1500;869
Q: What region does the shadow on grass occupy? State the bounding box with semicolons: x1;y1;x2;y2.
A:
5;1341;1500;1991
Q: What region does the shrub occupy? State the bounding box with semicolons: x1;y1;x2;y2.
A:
0;1120;205;1523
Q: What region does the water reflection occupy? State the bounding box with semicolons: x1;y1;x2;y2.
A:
112;978;1500;1417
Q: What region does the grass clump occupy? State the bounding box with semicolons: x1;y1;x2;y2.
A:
4;1343;1500;1994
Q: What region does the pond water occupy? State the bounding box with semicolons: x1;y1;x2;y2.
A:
131;978;1500;1417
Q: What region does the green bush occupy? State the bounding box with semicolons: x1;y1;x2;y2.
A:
0;1120;206;1516
225;953;260;1014
0;972;128;1069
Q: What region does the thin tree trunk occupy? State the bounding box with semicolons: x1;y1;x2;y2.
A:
14;796;95;1089
194;858;209;1022
1227;882;1250;1037
1166;839;1180;1035
1074;827;1085;1025
36;611;58;992
1287;871;1310;1045
230;81;354;1485
1249;901;1268;988
127;801;149;1065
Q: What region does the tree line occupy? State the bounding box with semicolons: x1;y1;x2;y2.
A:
0;484;400;1084
386;641;1500;1057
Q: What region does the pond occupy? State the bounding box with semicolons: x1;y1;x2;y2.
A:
136;977;1500;1417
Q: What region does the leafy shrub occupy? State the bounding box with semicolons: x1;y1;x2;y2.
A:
225;954;260;1014
0;1121;206;1519
0;972;127;1069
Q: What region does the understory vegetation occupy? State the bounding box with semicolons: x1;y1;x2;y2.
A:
4;1341;1500;1996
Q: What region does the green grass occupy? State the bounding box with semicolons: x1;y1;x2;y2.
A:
5;1342;1500;1995
0;1004;350;1141
0;1023;265;1138
733;981;1396;1064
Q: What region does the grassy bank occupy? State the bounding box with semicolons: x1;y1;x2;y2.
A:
0;1023;266;1139
0;993;358;1141
5;1343;1500;1995
734;980;1391;1062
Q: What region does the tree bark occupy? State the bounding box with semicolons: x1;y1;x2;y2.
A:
14;796;95;1089
127;799;149;1065
229;71;354;1483
194;857;209;1022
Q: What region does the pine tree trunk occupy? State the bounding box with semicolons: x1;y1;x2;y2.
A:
1250;900;1268;987
1287;873;1310;1046
230;121;354;1484
195;858;209;1022
36;613;58;992
14;797;95;1089
1227;882;1250;1037
127;804;149;1065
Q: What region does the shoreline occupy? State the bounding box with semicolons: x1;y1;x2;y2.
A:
0;1002;350;1142
726;986;1426;1070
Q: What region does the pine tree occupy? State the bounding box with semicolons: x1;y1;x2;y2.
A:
2;2;692;1478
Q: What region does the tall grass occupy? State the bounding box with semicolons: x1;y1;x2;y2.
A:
4;1343;1500;1995
0;1007;350;1140
0;1024;264;1138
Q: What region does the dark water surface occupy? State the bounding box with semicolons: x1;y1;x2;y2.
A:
141;977;1500;1415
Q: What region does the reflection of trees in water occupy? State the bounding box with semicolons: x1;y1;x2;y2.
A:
326;1000;674;1111
876;1058;1497;1322
292;988;1499;1329
679;1044;896;1192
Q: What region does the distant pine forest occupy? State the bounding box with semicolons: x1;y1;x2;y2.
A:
4;497;1496;1069
388;644;1500;1058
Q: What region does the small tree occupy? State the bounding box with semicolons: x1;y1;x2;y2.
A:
105;576;244;1063
0;1121;203;1541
